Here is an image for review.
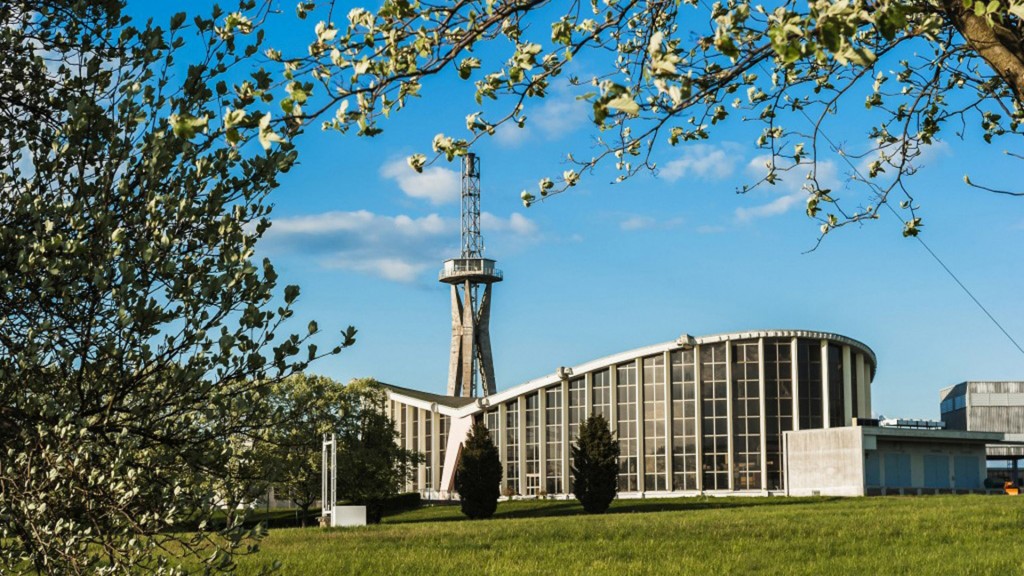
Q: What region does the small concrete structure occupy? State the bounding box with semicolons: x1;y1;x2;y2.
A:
784;423;1002;496
330;506;367;527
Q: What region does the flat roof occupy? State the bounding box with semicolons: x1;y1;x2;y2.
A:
866;426;1004;443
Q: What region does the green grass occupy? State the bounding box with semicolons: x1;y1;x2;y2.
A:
228;496;1024;575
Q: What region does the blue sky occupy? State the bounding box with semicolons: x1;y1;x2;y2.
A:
131;2;1024;419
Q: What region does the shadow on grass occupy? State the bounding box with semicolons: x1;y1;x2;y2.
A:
386;495;842;525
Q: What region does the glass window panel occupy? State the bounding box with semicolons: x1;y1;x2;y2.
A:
425;411;433;490
851;354;860;420
592;369;611;421
545;387;563;494
828;344;845;426
700;342;729;490
797;339;823;430
731;341;761;491
764;339;793;490
505;402;519;493
525;394;540;495
643;355;667;491
436;414;450;492
616;363;639;492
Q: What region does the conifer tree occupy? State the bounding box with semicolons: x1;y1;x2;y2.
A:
571;414;620;514
454;421;503;519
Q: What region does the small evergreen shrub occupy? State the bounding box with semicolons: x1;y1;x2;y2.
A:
454;421;503;519
571;414;619;514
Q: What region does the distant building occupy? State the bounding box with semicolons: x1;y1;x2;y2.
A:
940;381;1024;480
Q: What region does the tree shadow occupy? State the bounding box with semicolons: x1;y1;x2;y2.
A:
386;496;842;525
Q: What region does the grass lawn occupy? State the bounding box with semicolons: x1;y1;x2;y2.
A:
229;495;1024;575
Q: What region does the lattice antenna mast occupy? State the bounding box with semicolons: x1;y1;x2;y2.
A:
461;154;483;258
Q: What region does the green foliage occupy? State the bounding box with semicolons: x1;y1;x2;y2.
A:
378;492;423;516
271;0;1024;239
571;414;619;514
0;1;355;573
454;421;503;519
265;374;349;524
334;379;421;524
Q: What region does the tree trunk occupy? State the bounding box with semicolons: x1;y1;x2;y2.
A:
943;0;1024;104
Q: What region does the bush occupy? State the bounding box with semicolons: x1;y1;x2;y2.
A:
571;414;619;514
454;422;503;519
380;492;422;516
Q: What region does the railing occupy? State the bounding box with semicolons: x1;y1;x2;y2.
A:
438;258;503;280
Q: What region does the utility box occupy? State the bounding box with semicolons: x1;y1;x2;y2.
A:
330;506;367;527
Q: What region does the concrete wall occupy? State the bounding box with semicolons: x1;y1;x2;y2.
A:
969;405;1024;434
784;428;865;497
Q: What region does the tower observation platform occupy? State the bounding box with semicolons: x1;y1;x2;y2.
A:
441;153;500;397
438;258;503;283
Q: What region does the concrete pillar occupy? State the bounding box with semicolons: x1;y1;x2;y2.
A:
637;358;646;494
821;340;830;429
498;402;507;488
417;408;426;492
663;350;673;490
758;337;768;492
791;337;801;431
538;388;548;493
609;366;618;433
865;364;873;418
726;342;734;491
694;344;703;492
561;378;570;495
431;409;441;492
518;395;527;497
856;354;868;418
405;404;415;492
842;346;853;426
584;371;593;418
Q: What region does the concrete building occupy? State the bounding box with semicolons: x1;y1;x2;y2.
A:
785;425;999;496
940;381;1024;480
386;329;883;498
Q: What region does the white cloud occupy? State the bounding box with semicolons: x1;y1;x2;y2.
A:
493;122;531;148
262;209;539;283
618;214;684;231
380;158;460;205
659;143;742;182
735;155;839;223
266;210;449;237
482;212;538;236
735;194;803;222
322;257;428;283
532;96;590;138
262;210;455;283
621;216;656;231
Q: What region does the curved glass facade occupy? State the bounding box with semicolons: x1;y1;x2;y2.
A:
387;330;875;498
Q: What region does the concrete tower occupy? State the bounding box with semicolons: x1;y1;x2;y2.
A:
439;153;502;397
